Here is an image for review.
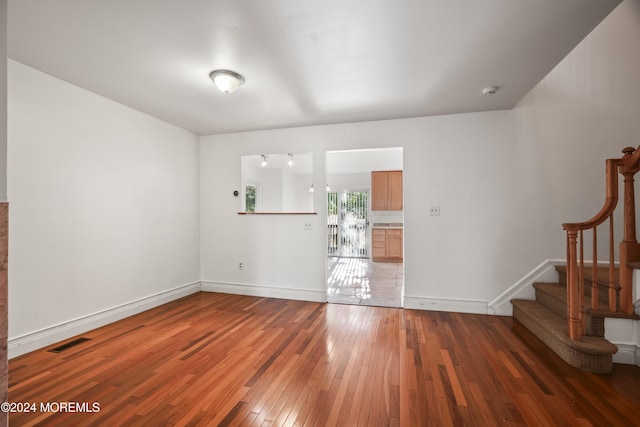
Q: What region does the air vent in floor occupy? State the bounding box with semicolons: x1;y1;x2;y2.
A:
48;337;92;353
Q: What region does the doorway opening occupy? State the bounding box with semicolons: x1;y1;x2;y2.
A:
325;148;404;308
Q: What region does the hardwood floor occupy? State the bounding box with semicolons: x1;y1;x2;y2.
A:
8;292;640;426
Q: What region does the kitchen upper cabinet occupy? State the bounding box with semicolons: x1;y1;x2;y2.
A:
372;170;403;210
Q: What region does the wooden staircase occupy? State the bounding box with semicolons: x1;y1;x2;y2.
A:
511;266;623;374
512;146;640;374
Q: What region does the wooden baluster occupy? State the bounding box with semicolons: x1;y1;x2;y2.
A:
567;230;582;340
592;227;599;312
579;230;585;331
609;215;616;312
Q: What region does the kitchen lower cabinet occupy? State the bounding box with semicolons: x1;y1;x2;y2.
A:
372;228;403;262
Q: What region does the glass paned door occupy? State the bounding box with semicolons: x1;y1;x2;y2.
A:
327;189;369;257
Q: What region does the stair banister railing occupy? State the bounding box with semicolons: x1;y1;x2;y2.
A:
562;146;640;341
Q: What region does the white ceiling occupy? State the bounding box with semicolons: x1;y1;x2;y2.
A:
7;0;620;136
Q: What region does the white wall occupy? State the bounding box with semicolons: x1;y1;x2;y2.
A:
327;172;370;191
513;0;640;260
200;111;528;311
282;169;313;212
7;61;200;348
326;148;404;191
201;132;327;301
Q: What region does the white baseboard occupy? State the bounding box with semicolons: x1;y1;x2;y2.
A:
611;342;639;366
200;280;327;303
488;259;564;316
605;316;639;366
8;281;201;359
403;296;488;314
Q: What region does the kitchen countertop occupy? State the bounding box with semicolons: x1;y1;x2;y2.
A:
372;222;403;229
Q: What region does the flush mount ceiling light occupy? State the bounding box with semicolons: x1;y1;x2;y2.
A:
209;69;245;94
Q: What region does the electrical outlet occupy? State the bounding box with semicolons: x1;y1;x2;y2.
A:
428;205;440;216
304;222;313;230
238;261;244;270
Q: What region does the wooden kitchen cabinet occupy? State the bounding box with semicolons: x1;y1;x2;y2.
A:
372;170;403;210
372;229;387;260
386;229;403;259
372;228;403;262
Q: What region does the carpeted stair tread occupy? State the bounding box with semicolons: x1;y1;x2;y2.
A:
511;299;617;357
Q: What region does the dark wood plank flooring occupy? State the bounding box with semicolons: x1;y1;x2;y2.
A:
8;292;640;426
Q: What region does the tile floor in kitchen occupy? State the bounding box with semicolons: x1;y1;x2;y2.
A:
327;256;403;307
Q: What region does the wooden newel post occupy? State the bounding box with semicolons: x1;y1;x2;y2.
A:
619;147;640;314
566;230;582;340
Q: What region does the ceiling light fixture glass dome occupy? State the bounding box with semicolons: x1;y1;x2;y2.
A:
209;69;245;94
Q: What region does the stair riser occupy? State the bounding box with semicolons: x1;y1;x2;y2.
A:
534;288;605;337
558;272;620;310
587;317;605;337
557;271;619;306
558;271;620;310
535;288;566;318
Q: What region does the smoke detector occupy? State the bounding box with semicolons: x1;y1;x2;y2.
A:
482;86;499;96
